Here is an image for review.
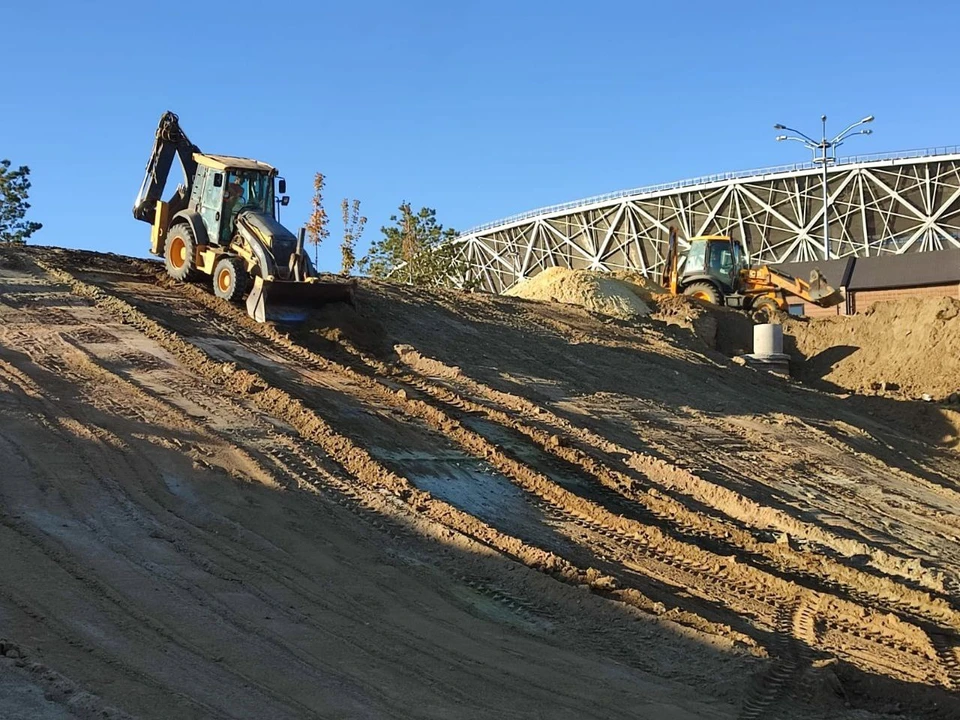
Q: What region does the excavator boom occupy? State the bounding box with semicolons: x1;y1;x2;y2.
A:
133;112;200;225
661;227;680;295
745;266;844;308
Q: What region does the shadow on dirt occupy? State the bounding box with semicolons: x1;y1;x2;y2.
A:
4;335;959;720
322;283;960;575
788;342;860;383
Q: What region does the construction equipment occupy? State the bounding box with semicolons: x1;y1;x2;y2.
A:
661;227;843;321
133;111;354;323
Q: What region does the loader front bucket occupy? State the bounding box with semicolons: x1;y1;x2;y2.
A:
246;276;356;324
806;269;844;308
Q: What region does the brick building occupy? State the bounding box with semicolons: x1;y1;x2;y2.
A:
773;249;960;317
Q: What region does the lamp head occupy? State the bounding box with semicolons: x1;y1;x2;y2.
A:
775;135;788;141
773;124;786;130
862;115;875;123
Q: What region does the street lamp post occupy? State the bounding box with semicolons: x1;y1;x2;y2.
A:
774;115;874;260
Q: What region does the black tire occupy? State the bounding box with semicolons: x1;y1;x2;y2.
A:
682;281;720;305
164;223;200;282
212;256;250;302
750;296;782;324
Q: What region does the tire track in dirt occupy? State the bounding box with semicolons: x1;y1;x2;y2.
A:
0;283;643;718
722;413;960;545
738;594;820;720
67;346;574;709
37;258;757;654
0;636;135;720
643;405;960;586
0;356;347;719
930;634;960;692
37;256;960;710
241;333;952;688
0;286;510;716
62;264;955;690
385;344;951;592
378;346;958;631
296;334;956;646
49;316;635;715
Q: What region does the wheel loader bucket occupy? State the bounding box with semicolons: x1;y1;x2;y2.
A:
245;276;356;324
806;270;844;308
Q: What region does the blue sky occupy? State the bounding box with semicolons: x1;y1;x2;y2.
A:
3;1;958;272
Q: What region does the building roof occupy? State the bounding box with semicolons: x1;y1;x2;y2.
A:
847;248;960;290
194;153;276;173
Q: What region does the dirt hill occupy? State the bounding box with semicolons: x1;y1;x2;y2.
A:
504;267;653;319
785;295;960;399
1;245;958;720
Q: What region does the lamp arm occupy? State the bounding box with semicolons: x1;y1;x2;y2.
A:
779;127;820;145
833;118;870;143
777;135;817;148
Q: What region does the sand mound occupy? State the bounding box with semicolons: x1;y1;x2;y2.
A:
505;267;651;319
785;295;960;398
607;271;668;298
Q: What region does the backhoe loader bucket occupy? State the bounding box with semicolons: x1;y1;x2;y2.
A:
246;276;356;324
806;270;844;308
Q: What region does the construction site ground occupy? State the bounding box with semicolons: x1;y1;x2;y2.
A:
0;245;958;719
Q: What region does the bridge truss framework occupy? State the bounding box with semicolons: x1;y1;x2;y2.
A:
456;148;960;293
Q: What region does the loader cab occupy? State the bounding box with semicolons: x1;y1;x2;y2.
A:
680;236;746;294
190;154;278;246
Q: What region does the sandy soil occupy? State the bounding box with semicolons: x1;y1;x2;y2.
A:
0;245;958;719
784;296;960;400
504;267;651;319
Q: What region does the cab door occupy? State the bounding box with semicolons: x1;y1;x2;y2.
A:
197;168;225;247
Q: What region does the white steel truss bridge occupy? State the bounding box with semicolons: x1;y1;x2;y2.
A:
455;147;960;293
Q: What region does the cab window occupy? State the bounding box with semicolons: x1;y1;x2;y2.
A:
707;242;735;281
685;241;706;273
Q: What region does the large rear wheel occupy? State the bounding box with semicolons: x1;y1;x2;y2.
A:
750;296;782;324
683;282;720;305
212;256;250;303
165;223;200;282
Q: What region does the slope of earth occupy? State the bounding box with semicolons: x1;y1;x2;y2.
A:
0;245;958;719
783;296;960;400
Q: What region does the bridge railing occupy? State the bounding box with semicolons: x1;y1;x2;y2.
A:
459;145;960;237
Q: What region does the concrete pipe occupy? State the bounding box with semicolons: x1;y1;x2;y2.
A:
753;323;784;357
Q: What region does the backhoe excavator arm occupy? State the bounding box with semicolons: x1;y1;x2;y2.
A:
745;266;844;308
661;226;680;295
132;111;200;225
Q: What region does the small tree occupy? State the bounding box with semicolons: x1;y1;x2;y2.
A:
359;203;463;287
340;198;366;275
0;160;42;244
304;172;330;268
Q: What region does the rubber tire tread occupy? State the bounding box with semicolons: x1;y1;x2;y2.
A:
683;281;720;305
165;223;201;282
212;256;250;303
750;297;781;324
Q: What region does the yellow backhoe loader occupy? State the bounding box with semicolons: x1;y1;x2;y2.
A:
133;111;353;322
661;227;843;321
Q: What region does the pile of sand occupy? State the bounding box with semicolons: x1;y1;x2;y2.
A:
607;270;669;299
505;267;652;320
502;268;755;352
785;296;960;399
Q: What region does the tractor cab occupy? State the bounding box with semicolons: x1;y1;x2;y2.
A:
679;236;747;295
188;154;284;246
